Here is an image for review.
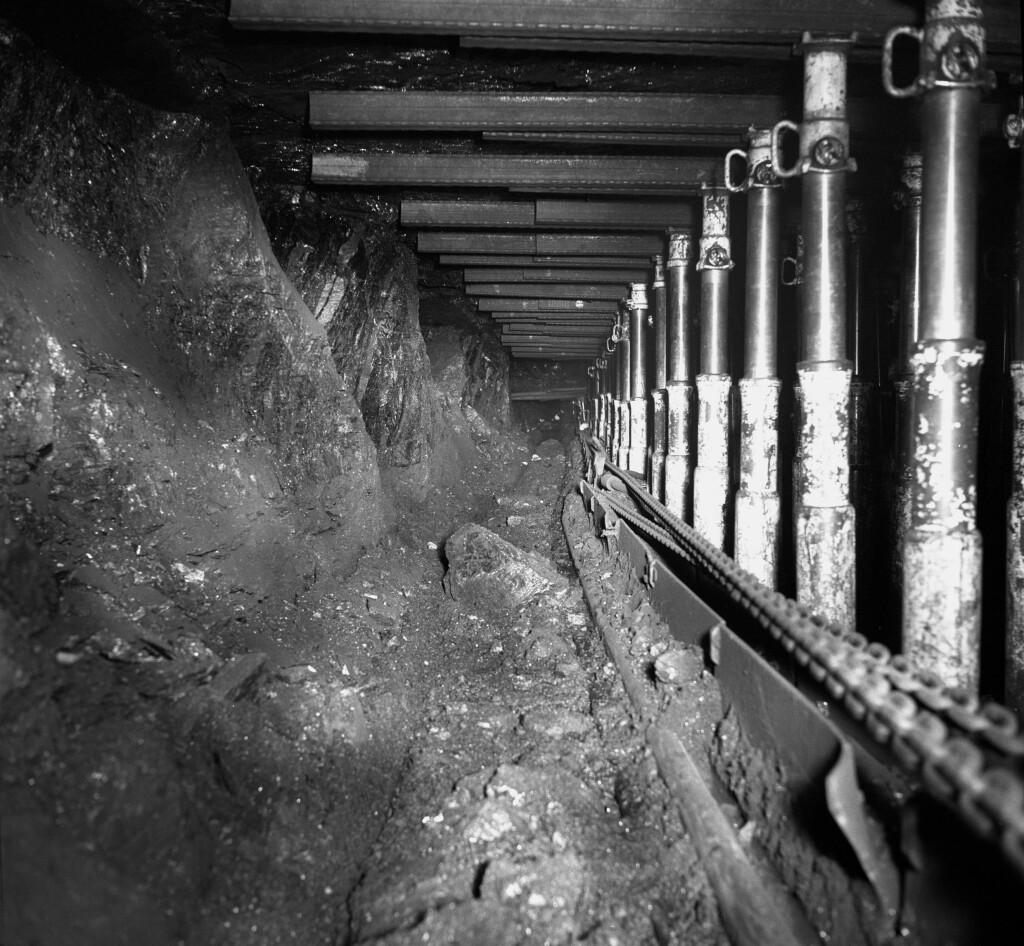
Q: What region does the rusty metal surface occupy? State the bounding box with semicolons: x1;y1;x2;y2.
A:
735;377;781;588
1007;363;1024;718
693;373;731;552
665;381;694;521
796;362;855;629
312;153;716;192
902;340;985;692
628;398;647;476
650;389;667;502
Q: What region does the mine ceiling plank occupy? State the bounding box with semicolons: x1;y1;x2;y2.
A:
405;199;692;231
479;298;619;312
230;1;1021;49
468;283;627;299
311;154;715;192
309;91;783;133
463;267;648;284
438;255;654;268
420;233;666;255
401;200;535;228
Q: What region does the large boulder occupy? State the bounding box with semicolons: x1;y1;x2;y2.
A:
443;524;568;615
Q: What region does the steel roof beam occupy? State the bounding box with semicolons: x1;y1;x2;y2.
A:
403;199;693;231
312;154;715;192
463;267;648;284
467;283;627;300
310;92;1008;143
438;255;655;268
478;298;619;312
230;1;1020;50
309;91;784;133
481;131;742;148
419;232;667;256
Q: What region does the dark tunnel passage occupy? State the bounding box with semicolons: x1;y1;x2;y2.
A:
1;3;1023;945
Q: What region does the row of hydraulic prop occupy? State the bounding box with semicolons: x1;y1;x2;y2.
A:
581;1;1024;717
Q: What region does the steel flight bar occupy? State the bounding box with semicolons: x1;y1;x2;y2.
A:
419;232;667;256
312;154;714;192
230;1;1021;49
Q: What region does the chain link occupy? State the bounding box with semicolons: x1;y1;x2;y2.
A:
582;438;1024;875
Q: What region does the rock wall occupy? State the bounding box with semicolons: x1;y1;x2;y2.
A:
0;26;387;599
261;190;513;498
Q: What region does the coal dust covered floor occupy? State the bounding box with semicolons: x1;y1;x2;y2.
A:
1;430;732;946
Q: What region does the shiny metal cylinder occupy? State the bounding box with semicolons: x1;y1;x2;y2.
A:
731;127;783;587
782;34;857;628
628;284;649;476
1007;110;1024;717
667;232;695;383
803;173;848;363
920;92;980;340
744;187;782;378
892;153;923;601
650;256;669;499
629;283;649;402
697;188;733;375
800;34;854;365
888;0;991;688
652;255;668;390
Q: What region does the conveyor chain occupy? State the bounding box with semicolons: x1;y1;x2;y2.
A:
582;435;1024;875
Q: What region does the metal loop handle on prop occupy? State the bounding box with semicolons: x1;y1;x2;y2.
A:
882;25;923;99
780;255;801;286
770;120;802;179
587;365;596;377
724;148;749;193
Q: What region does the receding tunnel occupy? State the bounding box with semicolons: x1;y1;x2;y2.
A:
1;2;1023;945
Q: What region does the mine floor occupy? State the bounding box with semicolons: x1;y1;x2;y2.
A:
2;433;735;946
